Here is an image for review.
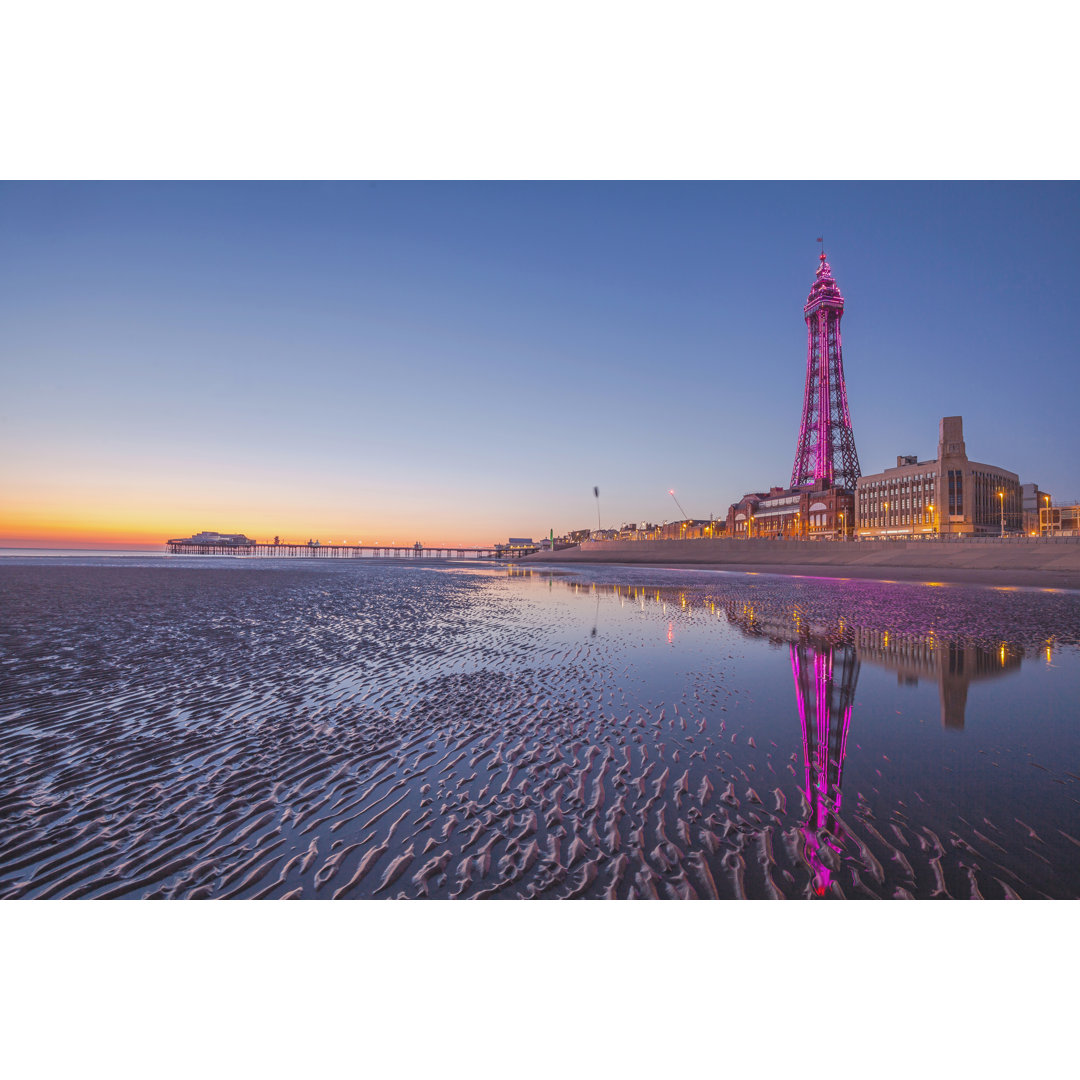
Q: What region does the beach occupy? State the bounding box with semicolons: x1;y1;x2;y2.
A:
2;559;1079;899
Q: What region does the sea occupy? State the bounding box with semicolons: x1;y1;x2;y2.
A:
2;550;1078;899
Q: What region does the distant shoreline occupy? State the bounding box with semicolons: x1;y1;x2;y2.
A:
524;537;1080;590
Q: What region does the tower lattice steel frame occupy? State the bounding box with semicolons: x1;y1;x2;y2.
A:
790;252;861;490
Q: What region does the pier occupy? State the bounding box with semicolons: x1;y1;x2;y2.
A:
165;541;539;559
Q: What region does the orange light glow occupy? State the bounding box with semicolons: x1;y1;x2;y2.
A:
0;502;506;550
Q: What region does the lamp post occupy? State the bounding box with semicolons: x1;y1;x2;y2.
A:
795;510;801;540
749;514;755;539
927;503;937;537
839;510;846;541
998;490;1005;538
1044;494;1051;536
884;502;889;537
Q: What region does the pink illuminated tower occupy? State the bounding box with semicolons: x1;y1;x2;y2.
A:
790;251;861;490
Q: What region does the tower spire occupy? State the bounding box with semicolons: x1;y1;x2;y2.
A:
790;250;861;490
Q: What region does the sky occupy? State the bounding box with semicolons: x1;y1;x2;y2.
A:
2;180;1078;548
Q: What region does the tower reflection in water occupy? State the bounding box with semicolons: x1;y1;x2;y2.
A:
723;599;1024;895
790;638;858;896
509;570;1028;895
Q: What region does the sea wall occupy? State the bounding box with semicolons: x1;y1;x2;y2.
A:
525;537;1080;587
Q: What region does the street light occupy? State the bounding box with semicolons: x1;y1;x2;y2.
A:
1044;494;1051;536
839;510;846;541
998;490;1005;538
927;503;937;536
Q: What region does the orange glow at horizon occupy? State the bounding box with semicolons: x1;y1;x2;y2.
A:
0;506;508;550
2;446;545;551
1;525;511;549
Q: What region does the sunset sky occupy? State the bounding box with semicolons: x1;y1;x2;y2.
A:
2;181;1078;548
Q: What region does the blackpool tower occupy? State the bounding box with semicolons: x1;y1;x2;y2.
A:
790;251;861;490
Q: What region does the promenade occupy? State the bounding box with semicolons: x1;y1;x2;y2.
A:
525;536;1080;589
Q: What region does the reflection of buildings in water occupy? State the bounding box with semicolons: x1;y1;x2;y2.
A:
515;578;866;896
514;573;1026;731
718;598;1023;731
514;573;1032;894
852;629;1022;729
719;600;1025;894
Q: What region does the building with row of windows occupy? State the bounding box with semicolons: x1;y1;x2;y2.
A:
1040;505;1080;536
726;483;855;540
855;416;1025;538
722;415;1046;542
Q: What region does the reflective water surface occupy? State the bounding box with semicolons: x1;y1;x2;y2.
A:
1;559;1078;898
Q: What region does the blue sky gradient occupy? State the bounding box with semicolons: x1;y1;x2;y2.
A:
2;181;1077;544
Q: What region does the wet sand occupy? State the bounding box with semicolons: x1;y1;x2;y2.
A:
2;562;1078;899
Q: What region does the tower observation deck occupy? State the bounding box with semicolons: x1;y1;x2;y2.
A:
790;252;861;491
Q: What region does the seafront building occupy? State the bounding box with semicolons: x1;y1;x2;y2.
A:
503;537;539;555
657;519;721;540
1041;504;1080;536
616;523;660;541
727;484;854;540
855;416;1023;538
567;519;726;543
1022;483;1052;535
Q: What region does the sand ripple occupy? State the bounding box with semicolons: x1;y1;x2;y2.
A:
2;563;1079;899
